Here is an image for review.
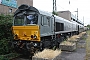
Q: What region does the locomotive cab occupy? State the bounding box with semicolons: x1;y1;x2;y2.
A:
12;5;41;55
12;5;40;41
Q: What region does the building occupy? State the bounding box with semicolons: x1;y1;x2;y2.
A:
0;0;33;14
57;11;84;25
57;10;78;22
57;11;72;21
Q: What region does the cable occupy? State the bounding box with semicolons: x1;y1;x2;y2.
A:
50;0;67;11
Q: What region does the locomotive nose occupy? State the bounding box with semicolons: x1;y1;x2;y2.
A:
12;26;40;41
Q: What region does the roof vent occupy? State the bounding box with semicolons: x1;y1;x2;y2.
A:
18;4;29;10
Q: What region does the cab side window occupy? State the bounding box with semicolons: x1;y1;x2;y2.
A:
41;15;50;26
43;16;48;25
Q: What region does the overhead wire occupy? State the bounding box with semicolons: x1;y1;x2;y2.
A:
50;0;67;11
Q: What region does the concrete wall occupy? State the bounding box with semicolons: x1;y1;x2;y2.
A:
0;0;33;14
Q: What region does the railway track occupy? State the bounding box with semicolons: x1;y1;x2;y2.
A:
0;53;32;60
11;55;32;60
11;58;30;60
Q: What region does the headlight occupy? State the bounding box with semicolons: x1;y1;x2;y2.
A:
31;34;37;39
14;34;18;39
33;34;37;39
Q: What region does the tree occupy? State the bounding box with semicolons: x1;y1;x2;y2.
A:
87;24;90;29
52;11;58;16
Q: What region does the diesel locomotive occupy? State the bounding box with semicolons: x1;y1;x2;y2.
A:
12;4;84;55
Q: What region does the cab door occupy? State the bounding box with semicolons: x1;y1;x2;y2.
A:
50;17;54;34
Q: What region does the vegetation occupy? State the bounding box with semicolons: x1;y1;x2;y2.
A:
0;14;13;54
0;53;19;60
87;24;90;29
52;11;58;16
0;14;13;24
86;30;90;60
0;14;19;60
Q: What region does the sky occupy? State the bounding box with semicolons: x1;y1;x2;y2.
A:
33;0;90;26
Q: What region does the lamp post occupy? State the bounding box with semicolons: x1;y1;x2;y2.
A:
52;0;57;49
77;8;78;21
74;8;78;21
53;0;56;12
53;0;56;38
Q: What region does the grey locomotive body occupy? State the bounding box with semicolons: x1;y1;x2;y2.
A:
13;4;84;55
36;8;80;48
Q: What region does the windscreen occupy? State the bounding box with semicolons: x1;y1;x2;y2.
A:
14;14;24;26
14;13;38;26
26;14;38;25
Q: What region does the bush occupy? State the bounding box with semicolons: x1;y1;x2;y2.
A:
0;53;19;60
52;11;58;16
0;14;14;55
0;55;9;60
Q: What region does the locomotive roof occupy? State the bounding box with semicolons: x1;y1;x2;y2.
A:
14;4;83;26
54;15;72;23
14;4;52;16
38;10;52;16
14;4;39;15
